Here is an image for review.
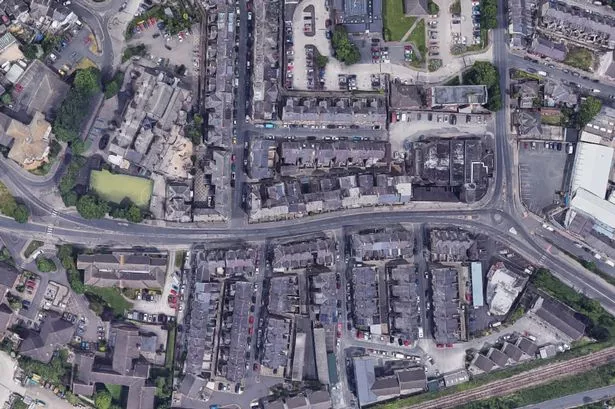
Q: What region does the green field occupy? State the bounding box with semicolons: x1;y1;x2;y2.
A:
89;170;153;208
383;0;417;41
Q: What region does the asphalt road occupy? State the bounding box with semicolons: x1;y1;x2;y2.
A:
519;384;615;409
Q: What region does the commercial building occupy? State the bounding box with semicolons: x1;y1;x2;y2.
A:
429;86;488;107
272;238;336;272
77;253;167;289
471;262;484;308
247;173;413;222
10;60;69;118
485;262;526;316
531;296;586;341
353;357;426;407
19;312;74;363
195;248;258;278
429;228;477;262
0;111;51;170
569;142;613;199
350;230;414;260
332;0;383;33
72;324;156;409
408;138;492;203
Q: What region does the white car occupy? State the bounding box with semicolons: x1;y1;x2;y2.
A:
63;1;71;5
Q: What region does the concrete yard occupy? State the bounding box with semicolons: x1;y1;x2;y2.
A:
518;142;571;216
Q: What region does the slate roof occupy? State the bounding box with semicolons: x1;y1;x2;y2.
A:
19;312;74;363
77;253;167;289
403;0;428;15
396;368;426;392
516;337;538;357
533;296;586;340
0;262;19;287
502;342;524;362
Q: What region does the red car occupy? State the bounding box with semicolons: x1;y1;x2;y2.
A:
170;289;177;296
249;316;255;324
436;343;444;348
446;343;454;348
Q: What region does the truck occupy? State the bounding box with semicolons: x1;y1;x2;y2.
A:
537;70;548;77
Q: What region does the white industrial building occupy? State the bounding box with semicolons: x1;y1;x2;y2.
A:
569;142;613;199
485;263;525;316
565;141;615;238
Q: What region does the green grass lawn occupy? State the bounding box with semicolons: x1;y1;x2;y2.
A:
541;114;563;126
85;286;133;316
564;46;593;71
407;19;426;58
383;0;417;41
89;170;153;208
165;326;176;368
105;384;123;401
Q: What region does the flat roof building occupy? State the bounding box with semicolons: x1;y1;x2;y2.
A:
429;85;488;107
471;262;484;308
531;296;586;341
569;142;613;199
566;188;615;237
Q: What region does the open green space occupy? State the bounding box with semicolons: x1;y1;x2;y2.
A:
90;170;153;208
165;325;176;368
383;0;417;41
564;47;593;71
84;286;133;317
408;19;426;53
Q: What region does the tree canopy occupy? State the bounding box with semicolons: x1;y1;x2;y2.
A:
76;194;110;219
36;256;57;273
331;25;361;65
94;390;112;409
480;0;497;29
463;61;502;111
578;96;602;127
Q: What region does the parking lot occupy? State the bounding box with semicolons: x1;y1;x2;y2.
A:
518;141;571;215
49;23;101;76
126;22;200;88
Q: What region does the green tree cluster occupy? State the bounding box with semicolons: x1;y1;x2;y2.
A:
58;156;86;206
41;35;60;56
103;71;124;99
110;202;144;223
20;43;39;60
94;390;112;409
316;55;329;68
578;96;602;128
77;194;110;219
331;25;361;65
428;0;440;14
19;350;69;384
0;182;30;223
58;244;84;294
479;0;497;29
463;61;502;111
53;68;101;144
36;256;57;273
121;44;148;62
185;114;203;145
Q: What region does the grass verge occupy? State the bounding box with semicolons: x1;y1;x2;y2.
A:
564;46;593;71
84;286;133;317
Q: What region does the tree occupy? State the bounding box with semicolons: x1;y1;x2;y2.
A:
316;55;329;68
71;139;86;156
103;72;124;99
428;0;440;14
20;43;38;60
74;67;101;95
36;256;57;273
126;204;144;223
76;194;110;219
0;93;12;106
94;390;112;409
480;0;497;29
464;61;502;111
578;96;602;127
331;25;361;65
12;204;29;223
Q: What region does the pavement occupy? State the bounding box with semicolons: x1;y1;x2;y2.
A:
518;384;615;409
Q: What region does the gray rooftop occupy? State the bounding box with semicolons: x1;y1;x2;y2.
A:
430;85;488;106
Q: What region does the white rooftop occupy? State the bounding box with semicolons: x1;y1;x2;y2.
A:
569;187;615;230
570;142;614;199
486;265;522;316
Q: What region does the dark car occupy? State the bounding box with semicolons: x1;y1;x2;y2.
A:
22;300;31;309
556;143;562;151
